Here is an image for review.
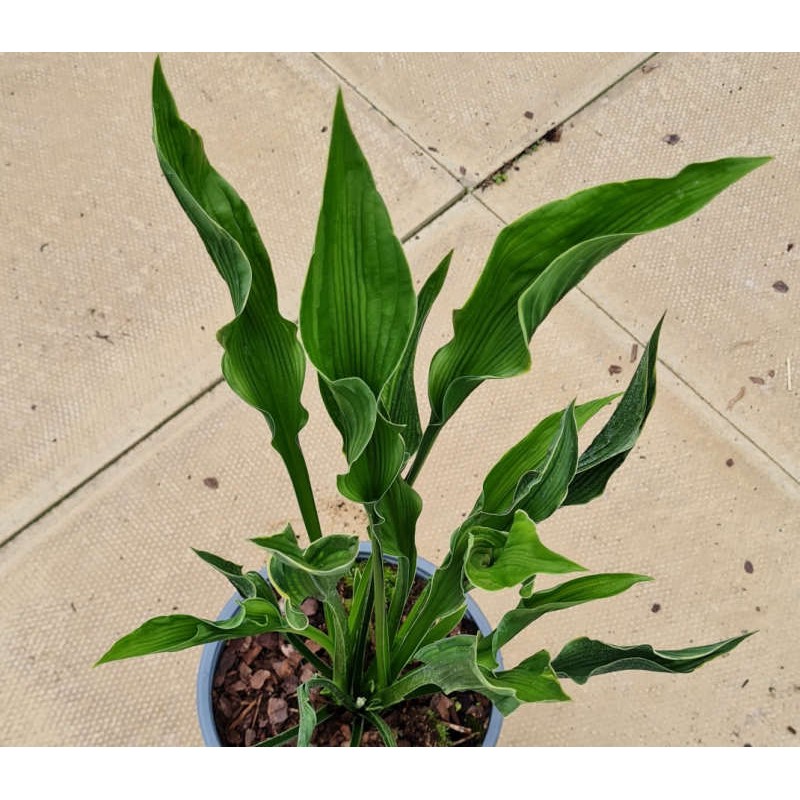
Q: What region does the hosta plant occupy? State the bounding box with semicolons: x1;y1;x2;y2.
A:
97;57;768;746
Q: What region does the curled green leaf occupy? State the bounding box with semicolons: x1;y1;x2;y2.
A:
552;632;755;685
428;158;770;427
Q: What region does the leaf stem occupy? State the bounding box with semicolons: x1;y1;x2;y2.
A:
280;435;323;542
404;421;441;486
364;709;398;746
368;507;390;690
349;715;365;747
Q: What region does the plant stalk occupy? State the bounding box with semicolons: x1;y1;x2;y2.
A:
349;715;365;747
368;508;390;690
404;421;442;486
279;434;323;542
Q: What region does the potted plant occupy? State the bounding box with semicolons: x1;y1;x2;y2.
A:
97;57;768;747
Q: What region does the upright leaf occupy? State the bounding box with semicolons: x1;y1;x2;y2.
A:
381;252;452;456
374;476;422;637
479;395;617;517
513;401;579;523
391;526;471;677
552;633;754;685
564;318;662;506
152;59;321;540
428;158;769;427
152;60;305;453
300;90;416;503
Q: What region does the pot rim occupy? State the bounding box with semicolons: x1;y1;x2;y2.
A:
197;542;504;746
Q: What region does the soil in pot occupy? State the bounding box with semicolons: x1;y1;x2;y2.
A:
211;572;492;746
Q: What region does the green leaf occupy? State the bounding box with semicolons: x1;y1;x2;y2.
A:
479;395;617;517
151;58;308;456
480;573;652;665
371;635;569;716
192;548;259;599
301;90;415;396
391;528;471;677
95;598;284;664
301;90;416;480
427;157;769;427
254;705;336;747
251;526;359;577
374;476;422;637
364;710;398;746
564;318;661;505
466;510;585;592
552;632;754;685
152;59;322;542
336;413;406;504
318;376;378;465
514;400;579;523
296;681;316;747
381;252;452;456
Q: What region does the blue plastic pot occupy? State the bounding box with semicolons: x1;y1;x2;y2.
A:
197;543;503;746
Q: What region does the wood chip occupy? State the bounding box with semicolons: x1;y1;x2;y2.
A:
772;280;789;293
630;342;639;363
279;642;297;659
256;632;278;649
300;598;319;616
272;659;294;679
749;376;765;385
249;669;271;690
431;694;452;719
267;697;288;726
608;364;622;375
242;644;262;665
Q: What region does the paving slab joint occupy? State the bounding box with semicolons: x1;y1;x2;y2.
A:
475;52;657;190
0;377;226;551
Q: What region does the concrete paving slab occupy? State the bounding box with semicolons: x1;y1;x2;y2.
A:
478;52;800;479
320;52;649;186
1;197;795;746
0;52;460;542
